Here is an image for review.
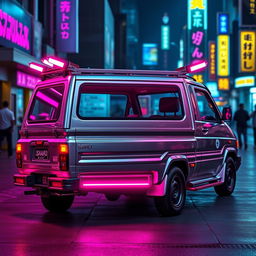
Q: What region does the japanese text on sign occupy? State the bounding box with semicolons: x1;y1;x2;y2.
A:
208;41;216;80
240;31;256;72
217;35;229;76
217;13;229;34
60;1;71;39
218;78;230;90
56;0;78;53
240;0;256;26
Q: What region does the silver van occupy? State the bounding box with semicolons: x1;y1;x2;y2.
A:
14;58;241;216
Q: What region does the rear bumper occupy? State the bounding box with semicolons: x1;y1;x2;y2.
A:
14;174;79;191
14;171;167;196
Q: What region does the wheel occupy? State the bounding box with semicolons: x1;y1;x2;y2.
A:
105;194;120;201
154;167;186;216
214;157;236;196
41;194;74;212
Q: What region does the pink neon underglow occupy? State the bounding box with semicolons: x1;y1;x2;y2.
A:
83;183;150;187
36;91;59;108
42;58;54;67
48;57;65;68
188;61;207;73
29;63;44;72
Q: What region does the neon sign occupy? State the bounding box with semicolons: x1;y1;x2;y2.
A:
187;0;207;82
218;78;230;90
56;0;79;53
161;25;170;50
239;31;256;72
235;76;255;88
217;35;229;76
208;41;216;80
240;0;256;27
0;0;31;53
17;71;40;90
217;13;229;34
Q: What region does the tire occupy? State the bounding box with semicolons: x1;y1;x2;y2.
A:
41;194;74;212
105;194;120;201
154;167;186;217
214;157;236;196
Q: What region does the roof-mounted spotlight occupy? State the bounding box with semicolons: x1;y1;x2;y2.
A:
176;60;207;74
29;62;44;72
48;57;66;68
41;58;54;67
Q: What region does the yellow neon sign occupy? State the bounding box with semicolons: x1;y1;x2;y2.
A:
217;35;229;76
240;31;256;72
189;0;205;9
192;74;204;83
218;78;230;90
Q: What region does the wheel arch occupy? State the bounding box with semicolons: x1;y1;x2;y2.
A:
163;156;189;181
223;147;241;171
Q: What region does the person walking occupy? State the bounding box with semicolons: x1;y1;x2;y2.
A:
234;103;250;150
0;101;15;157
250;104;256;149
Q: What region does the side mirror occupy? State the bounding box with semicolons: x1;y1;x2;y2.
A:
222;107;232;121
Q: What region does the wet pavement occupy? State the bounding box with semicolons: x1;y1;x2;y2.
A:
0;132;256;255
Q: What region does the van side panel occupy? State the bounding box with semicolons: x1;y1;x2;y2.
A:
70;79;196;184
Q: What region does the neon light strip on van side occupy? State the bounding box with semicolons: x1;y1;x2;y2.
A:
82;182;150;188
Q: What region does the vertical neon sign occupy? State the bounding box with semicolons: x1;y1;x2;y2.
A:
187;0;207;83
56;0;79;53
239;31;256;72
208;41;216;81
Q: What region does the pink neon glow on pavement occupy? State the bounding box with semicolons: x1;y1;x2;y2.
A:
42;59;54;67
82;183;151;187
29;63;44;72
36;91;59;108
48;57;65;68
188;61;207;73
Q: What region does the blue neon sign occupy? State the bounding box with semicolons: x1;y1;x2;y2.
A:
217;13;229;34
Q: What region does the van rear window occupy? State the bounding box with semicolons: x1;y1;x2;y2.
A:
28;85;64;122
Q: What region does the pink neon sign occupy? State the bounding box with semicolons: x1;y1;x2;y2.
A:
17;71;40;90
60;1;71;39
0;9;30;51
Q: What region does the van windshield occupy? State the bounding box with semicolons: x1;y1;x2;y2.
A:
28;85;64;122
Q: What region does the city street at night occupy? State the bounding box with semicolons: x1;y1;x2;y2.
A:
0;0;256;255
0;137;256;256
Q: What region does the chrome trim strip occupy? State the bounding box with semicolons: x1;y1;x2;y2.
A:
195;137;236;140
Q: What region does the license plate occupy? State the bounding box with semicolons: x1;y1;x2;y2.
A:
34;149;49;160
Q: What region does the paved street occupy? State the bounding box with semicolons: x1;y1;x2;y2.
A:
0;133;256;256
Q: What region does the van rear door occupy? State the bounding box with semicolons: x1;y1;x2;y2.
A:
19;80;70;176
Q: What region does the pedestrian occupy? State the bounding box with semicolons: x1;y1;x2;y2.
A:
233;103;250;150
0;101;15;157
250;104;256;149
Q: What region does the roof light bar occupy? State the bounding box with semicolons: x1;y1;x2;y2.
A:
29;63;44;72
187;61;207;73
176;60;207;74
48;57;66;68
42;58;54;67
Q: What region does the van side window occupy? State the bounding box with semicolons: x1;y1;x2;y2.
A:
78;93;128;118
138;91;183;119
194;89;220;122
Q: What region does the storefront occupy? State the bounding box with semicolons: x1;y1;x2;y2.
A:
0;0;42;145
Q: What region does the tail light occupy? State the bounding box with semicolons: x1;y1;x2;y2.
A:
59;144;69;171
16;143;22;168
